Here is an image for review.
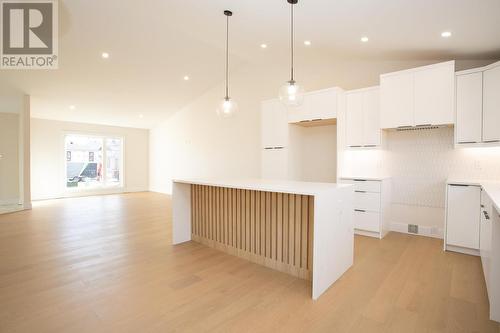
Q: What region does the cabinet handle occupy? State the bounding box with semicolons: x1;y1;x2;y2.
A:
449;184;469;187
299;120;309;123
353;179;367;182
273;146;285;150
264;147;274;150
364;145;377;148
355;190;366;193
458;141;477;144
483;140;500;143
311;118;323;122
354;209;366;213
349;145;362;148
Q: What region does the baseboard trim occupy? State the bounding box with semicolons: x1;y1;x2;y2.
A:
355;229;382;239
445;244;480;256
390;222;444;239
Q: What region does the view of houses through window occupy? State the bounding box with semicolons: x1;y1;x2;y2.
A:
65;134;123;190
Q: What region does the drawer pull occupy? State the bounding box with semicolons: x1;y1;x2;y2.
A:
483;140;500;143
354;209;366;213
458;141;477;144
449;184;469;187
354;190;367;193
353;179;367;182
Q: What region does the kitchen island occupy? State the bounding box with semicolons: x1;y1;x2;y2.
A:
172;178;354;300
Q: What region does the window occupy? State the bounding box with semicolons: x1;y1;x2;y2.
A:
65;134;123;190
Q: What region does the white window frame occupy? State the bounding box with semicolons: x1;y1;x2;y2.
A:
62;132;125;196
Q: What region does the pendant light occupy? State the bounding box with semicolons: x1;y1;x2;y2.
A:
279;0;304;107
217;10;238;117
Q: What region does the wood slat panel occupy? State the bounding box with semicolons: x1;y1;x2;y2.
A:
191;185;313;280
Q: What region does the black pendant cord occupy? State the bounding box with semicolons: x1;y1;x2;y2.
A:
225;13;229;100
290;2;294;83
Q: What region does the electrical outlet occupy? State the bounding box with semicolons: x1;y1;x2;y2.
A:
408;224;419;234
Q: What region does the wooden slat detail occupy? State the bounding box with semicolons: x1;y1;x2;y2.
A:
190;185;313;280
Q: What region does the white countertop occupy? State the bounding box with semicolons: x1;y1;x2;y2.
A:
173;178;352;196
447;179;500;212
340;176;391;181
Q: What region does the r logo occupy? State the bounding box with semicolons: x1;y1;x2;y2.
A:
2;2;53;54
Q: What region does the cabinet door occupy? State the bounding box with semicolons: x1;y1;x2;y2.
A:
307;89;338;120
380;72;414;128
483;65;500;142
446;185;481;249
261;100;288;148
480;190;492;295
261;148;288;179
414;63;455;126
456;72;483;144
345;92;364;147
363;88;381;146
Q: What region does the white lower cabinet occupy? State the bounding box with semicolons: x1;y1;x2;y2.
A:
340;177;391;239
446;181;500;323
261;148;288;180
490;206;500;322
445;184;481;252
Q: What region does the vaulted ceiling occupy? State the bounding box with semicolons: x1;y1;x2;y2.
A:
1;0;499;128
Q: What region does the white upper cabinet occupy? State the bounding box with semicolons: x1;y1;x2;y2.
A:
456;72;483;144
346;87;381;147
261;99;288;148
414;62;455;126
363;88;381;146
380;71;414;129
380;61;455;129
483;64;500;143
345;92;364;147
455;61;500;146
287;88;340;123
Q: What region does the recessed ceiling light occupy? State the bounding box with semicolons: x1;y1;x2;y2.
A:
69;105;76;110
441;31;452;38
304;40;311;46
260;43;268;49
183;75;190;81
101;52;110;59
139;114;144;119
361;36;369;43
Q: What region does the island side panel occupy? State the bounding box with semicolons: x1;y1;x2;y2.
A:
190;184;313;280
312;185;354;300
172;182;192;244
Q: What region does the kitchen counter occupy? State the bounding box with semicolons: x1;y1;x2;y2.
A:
172;178;355;300
173;178;351;196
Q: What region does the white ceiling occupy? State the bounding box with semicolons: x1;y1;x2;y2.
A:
1;0;499;128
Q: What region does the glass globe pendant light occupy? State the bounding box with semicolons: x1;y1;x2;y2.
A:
217;10;238;117
279;0;304;107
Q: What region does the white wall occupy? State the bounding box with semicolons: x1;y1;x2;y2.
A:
0;112;20;205
31;118;149;200
150;59;496;195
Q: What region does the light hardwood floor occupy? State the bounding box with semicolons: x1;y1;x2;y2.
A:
0;192;498;333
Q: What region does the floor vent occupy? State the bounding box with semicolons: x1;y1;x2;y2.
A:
408;224;419;234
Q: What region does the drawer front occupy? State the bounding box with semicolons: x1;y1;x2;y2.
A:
342;179;381;193
354;210;380;232
354;192;381;212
